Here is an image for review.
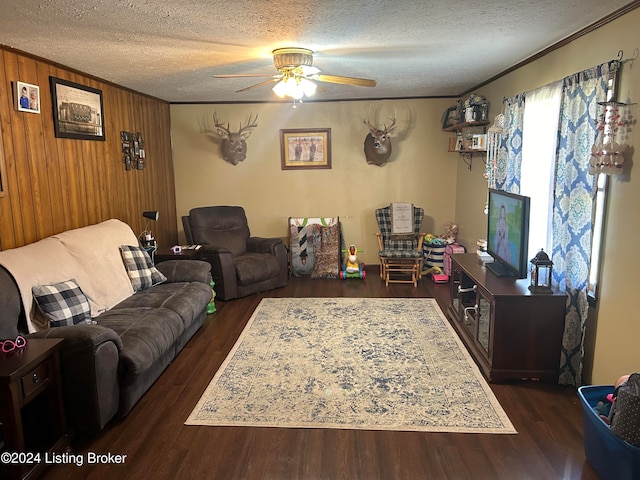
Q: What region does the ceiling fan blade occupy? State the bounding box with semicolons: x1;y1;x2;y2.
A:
235;78;279;93
213;73;276;78
315;74;377;87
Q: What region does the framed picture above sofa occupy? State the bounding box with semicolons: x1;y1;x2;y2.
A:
50;76;105;141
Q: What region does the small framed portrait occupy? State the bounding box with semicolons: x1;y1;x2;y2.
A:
13;81;41;114
441;106;459;130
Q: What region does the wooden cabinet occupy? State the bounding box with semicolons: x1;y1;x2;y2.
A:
0;339;70;480
446;253;566;383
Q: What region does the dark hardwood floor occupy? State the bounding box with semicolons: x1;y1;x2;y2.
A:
43;272;597;480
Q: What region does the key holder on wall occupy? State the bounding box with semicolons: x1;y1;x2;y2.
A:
120;131;146;170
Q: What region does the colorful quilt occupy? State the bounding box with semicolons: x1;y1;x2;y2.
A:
288;217;340;278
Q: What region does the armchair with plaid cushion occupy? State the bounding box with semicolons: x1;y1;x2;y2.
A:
375;204;425;286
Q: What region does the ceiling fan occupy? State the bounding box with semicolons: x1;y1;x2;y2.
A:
213;47;377;102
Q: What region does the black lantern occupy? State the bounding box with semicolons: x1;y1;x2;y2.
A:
529;249;553;293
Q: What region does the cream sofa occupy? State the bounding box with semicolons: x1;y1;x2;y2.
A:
0;219;212;432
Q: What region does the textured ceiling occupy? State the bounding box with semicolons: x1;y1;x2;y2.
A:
0;1;635;103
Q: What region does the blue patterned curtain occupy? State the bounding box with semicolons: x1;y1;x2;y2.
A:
495;94;525;192
553;63;609;386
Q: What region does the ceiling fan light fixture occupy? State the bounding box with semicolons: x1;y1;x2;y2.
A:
272;76;316;100
300;77;317;97
272;47;314;70
216;46;375;104
272;79;289;98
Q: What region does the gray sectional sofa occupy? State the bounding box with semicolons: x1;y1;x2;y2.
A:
0;219;213;433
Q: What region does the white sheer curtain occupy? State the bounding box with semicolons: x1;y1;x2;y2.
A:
520;81;562;261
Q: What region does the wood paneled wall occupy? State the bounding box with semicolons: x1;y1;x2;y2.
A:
0;46;177;251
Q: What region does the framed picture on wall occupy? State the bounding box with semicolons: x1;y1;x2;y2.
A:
49;77;105;141
13;81;41;114
442;106;459;129
280;128;332;170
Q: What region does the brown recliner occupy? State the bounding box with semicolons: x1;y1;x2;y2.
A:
184;206;288;301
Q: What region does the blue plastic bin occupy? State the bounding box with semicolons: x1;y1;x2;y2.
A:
578;385;640;480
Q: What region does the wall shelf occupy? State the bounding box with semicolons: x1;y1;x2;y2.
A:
453;150;486;171
448;149;487;154
442;120;490;132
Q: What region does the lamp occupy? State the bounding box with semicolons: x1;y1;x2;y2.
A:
140;210;159;249
143;210;159;222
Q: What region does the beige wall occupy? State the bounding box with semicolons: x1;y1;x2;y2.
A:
171;99;459;265
453;8;640;384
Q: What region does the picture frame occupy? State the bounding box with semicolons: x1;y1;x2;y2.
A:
280;128;331;170
442;106;459;129
13;81;40;114
49;77;105;141
472;134;487;150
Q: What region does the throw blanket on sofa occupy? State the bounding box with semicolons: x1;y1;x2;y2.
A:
0;219;138;332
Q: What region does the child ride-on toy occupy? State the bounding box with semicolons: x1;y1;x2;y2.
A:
340;244;366;279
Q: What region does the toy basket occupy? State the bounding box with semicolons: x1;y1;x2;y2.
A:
578;385;640;480
423;242;445;270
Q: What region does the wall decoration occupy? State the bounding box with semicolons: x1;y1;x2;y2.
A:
280;128;331;170
12;81;40;114
202;112;258;165
442;106;459;129
363;108;397;166
50;77;105;141
120;131;145;170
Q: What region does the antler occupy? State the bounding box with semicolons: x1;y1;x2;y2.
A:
212;112;230;135
238;113;259;135
363;106;397;134
383;107;397;134
363;106;378;132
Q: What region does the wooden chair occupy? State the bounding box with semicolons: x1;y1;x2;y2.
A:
375;204;425;286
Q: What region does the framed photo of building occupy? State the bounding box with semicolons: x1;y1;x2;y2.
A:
280;128;331;170
13;81;40;114
49;77;105;141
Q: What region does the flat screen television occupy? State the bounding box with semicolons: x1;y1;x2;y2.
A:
486;188;531;278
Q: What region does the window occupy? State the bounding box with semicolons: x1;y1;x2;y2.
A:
517;81;607;301
588;162;609;301
519;82;562;261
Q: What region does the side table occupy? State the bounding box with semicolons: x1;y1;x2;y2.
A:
154;246;202;263
0;338;70;480
153;246;216;313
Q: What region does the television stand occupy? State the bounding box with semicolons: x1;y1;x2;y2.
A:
485;261;516;277
446;253;566;382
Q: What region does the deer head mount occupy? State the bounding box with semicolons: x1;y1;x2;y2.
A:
363;108;397;166
206;112;258;165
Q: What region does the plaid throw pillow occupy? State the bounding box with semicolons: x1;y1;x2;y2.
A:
120;245;167;292
32;279;92;327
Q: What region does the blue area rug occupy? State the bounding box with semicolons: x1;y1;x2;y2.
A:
186;297;516;433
